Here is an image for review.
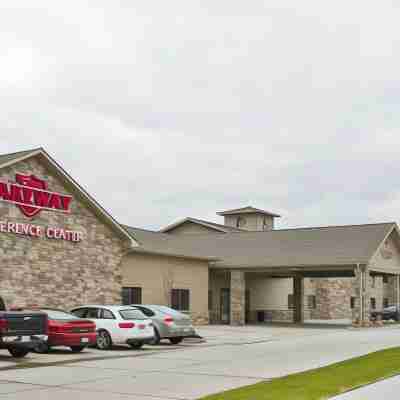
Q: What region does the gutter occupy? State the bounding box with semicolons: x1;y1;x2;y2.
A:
128;247;219;262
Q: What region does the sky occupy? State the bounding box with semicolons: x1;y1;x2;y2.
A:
1;1;400;230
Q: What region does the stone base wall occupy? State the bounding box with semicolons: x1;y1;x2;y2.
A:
311;278;353;320
191;312;209;325
247;309;313;323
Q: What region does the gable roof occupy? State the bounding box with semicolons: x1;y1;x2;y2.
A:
160;217;244;233
127;222;398;269
0;148;137;246
217;206;281;217
124;225;219;261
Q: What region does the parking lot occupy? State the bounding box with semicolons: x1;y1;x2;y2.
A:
1;324;400;399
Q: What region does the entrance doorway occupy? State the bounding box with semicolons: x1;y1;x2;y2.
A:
220;288;230;324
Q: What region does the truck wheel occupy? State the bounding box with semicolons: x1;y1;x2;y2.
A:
8;348;30;358
34;342;50;354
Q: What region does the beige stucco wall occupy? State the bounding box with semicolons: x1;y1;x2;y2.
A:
122;252;209;324
0;156;127;310
166;221;221;235
247;277;291;310
223;214;274;231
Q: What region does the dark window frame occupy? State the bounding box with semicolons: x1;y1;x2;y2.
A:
288;294;294;309
383;298;389;308
370;297;376;310
171;289;190;311
122;287;142;305
350;297;356;309
307;295;316;309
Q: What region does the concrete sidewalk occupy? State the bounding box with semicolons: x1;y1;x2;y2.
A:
1;324;400;399
331;375;400;399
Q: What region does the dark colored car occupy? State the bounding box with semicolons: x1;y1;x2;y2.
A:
371;306;400;321
34;309;97;353
0;310;48;358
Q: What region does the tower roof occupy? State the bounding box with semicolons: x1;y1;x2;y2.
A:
216;206;281;218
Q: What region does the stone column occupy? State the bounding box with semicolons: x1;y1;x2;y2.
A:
395;274;400;315
230;270;245;326
353;267;370;325
352;267;362;323
293;276;304;323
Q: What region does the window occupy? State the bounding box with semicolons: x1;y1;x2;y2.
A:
383;298;389;308
43;310;79;320
71;308;87;318
288;294;294;309
370;298;376;310
134;306;155;317
101;309;115;319
122;287;142;305
371;276;376;288
307;295;316;309
86;308;100;319
171;289;190;311
383;275;389;284
208;290;213;311
350;297;356;309
119;309;146;320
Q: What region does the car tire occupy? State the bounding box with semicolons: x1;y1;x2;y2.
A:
34;342;50;354
150;328;161;345
8;347;30;358
70;346;86;353
96;330;112;350
169;337;183;345
129;342;143;350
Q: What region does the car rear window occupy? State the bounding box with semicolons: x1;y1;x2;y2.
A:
119;309;147;320
153;306;186;317
43;310;79;320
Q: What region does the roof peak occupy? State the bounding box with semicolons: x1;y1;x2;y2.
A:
217;205;281;217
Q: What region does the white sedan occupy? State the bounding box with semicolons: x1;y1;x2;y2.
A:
70;305;154;350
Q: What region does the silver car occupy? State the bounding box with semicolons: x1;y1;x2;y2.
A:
130;305;196;344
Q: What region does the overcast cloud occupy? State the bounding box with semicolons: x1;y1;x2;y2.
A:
1;1;400;230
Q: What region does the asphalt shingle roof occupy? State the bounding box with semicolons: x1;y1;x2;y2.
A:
125;222;397;268
217;206;281;217
160;217;244;233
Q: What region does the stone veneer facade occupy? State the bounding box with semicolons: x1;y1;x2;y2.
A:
0;156;128;310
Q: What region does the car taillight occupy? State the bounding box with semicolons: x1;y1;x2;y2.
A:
164;316;174;325
119;322;135;328
0;318;8;332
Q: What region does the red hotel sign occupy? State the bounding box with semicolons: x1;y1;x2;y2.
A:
0;174;72;218
0;221;83;242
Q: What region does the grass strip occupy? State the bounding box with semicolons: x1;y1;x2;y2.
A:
200;346;400;400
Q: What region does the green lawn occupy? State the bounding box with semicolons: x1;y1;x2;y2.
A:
200;347;400;400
